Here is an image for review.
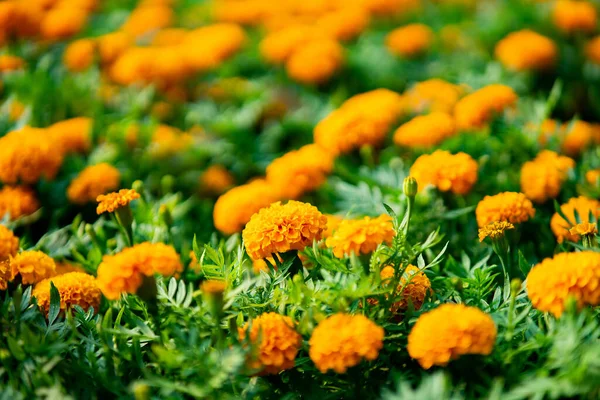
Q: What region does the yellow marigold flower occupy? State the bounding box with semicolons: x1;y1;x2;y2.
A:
149;124;194;158
10;250;56;285
0;126;64;184
527;252;600;317
478;221;515;242
326;215;396;258
586;35;600;64
97;31;132;65
309;313;384;373
67;163;121;205
569;222;598;237
49;117;92;155
96;242;182;300
394;112;456;148
407;303;497;369
553;0;597;34
200;279;226;294
286;38;344;85
41;6;88;40
64;38;96;72
562;120;595;156
121;4;173;37
315;6;370;41
378;265;432;313
454;84;518;131
0;225;19;262
0;186;40;220
266;144;334;199
520;150;575;204
550;196;600;243
314;89;404;155
260;25;326;65
52;261;85;277
212;0;269;26
386;23;434;58
96;188;140;215
586;169;600;185
402;79;464;114
213;179;281;235
324;214;343;238
238;312;302;375
243;201;327;260
200;165;235;195
409;150;478;195
495;30;557;71
475;192;535;228
152;28;188;46
0;55;25;72
33;272;101;315
181;23;247;73
0;261;12;290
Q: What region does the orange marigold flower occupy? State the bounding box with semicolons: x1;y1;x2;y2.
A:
361;0;420;16
569;222;598;237
181;23;246;72
96;188;140;214
454;84;518;131
200;279;226;294
520;150;575;203
402;79;464;114
214;179;281;235
64;39;96;72
96;242;182;300
326;215;396;258
152;28;188;46
553;0;597;34
260;25;326;65
315;6;370;41
586;169;600;185
266;144;334;199
252;255;282;274
550;196;600;243
0;55;25;72
243;200;327;260
407;303;497;369
0;186;40;220
394;112;456;148
386;23;434;58
475;192;535;228
97;31;133;65
586;35;600;64
527;252;600;317
33;272;101;315
0;261;12;290
378;265;432;313
562;120;595;156
0;225;19;262
286;38;344;85
309;313;384;373
149;124;194;158
121;4;173;37
67;163;121;205
495;30;557;71
478;221;515;242
409;150;478;195
239;312;301;375
200;165;235;195
324;214;343;238
10;250;56;285
0;127;64;184
41;6;88;40
52;261;85;276
314;89;404;155
49;117;92;155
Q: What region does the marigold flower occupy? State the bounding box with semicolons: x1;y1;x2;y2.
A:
324;214;343;238
315;6;370;41
394;112;456;148
239;312;301;375
586;36;600;64
96;242;182;300
386;24;434;58
520;150;575;203
0;261;12;290
97;31;133;65
214;179;281;235
0;186;40;220
200;165;235;195
181;23;246;72
0;127;64;184
550;196;600;243
10;250;56;285
152;28;188;46
409;150;478;195
527;252;600;317
314;89;404;155
64;39;96;72
407;303;497;369
200;279;226;294
286;38;344;85
266;144;334;199
553;0;597;34
475;192;535;228
0;55;25;72
67;163;121;205
586;169;600;185
243;201;327;260
33;272;101;315
96;188;140;214
378;265;432;313
252;255;282;274
478;221;515;242
0;225;19;262
212;0;269;26
454;84;518;131
562;120;595;156
326;215;396;258
260;25;326;65
309;313;384;373
149;124;194;157
402;79;464;114
41;6;88;40
49;117;92;154
361;0;420;16
495;30;557;71
121;5;173;37
52;261;85;276
569;222;598;237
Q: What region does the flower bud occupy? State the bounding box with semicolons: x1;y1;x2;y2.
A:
403;176;418;197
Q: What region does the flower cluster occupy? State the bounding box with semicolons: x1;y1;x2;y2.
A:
407;304;497;369
309;313;384;373
454;84;518;131
326;215;396;258
0;186;40;221
550;196;600;243
409;150;478;195
10;250;56;285
33;272;102;316
475;192;535;228
0;225;19;262
520;150;575;203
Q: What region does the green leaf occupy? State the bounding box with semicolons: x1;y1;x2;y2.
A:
48;282;61;326
518;250;532;276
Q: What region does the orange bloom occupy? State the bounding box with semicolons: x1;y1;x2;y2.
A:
586;35;600;64
96;188;140;214
41;6;88;40
260;25;326;65
33;272;101;315
386;24;433;58
0;186;40;220
120;4;173;37
475;192;535;228
394;112;456;148
454;84;518;130
49;117;92;154
10;250;56;285
377;265;432;313
0;225;19;262
402;79;464;114
286;38;344;85
586;169;600;185
569;222;598;237
553;0;597;34
326;215;396;258
495;29;557;71
550;196;600;243
64;39;96;72
520;150;575;203
315;6;370;41
0;55;25;72
410;150;478;195
200;165;235;195
97;32;133;65
67;163;121;205
478;221;515;242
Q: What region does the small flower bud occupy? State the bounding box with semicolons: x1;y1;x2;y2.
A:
510;278;522;296
403;176;418;197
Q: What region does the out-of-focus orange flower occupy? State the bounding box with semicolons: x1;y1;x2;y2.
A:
454;84;518;130
0;186;40;221
64;39;96;72
97;32;133;65
495;30;557;71
403;79;464;114
520;150;575;203
553;0;597;34
200;165;235;195
49;117;92;154
41;6;88;40
386;24;433;58
0;55;25;72
315;6;370;41
121;5;173;37
260;25;326;65
67;163;121;205
286;38;344;85
394;112;455;148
